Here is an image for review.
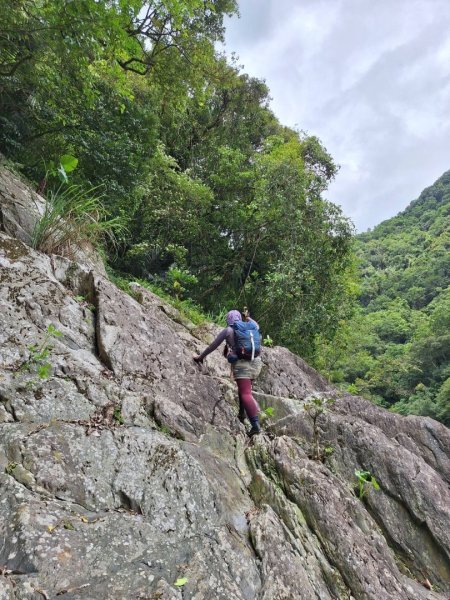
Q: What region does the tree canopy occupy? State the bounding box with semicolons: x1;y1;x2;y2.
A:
0;0;355;361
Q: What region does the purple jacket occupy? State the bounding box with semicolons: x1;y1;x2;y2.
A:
198;318;259;360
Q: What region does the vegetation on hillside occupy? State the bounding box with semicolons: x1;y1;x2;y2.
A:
0;0;354;359
314;172;450;425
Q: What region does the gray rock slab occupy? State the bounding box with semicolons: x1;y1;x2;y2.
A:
1;165;450;599
249;437;447;600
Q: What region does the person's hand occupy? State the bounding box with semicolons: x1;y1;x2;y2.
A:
193;355;203;364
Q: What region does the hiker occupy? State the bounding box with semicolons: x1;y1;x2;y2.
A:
194;309;263;436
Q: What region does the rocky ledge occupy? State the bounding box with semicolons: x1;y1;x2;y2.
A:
0;165;449;599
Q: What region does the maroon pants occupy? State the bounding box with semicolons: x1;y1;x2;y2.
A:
236;378;259;418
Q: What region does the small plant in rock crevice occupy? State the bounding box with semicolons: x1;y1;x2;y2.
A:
354;469;380;499
155;422;171;436
260;406;275;430
113;407;124;425
74;294;96;312
263;406;275;419
263;334;274;348
303;396;335;461
21;324;62;380
5;462;17;475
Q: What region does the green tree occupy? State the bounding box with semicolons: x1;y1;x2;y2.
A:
436;378;450;425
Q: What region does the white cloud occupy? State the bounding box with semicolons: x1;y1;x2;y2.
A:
224;0;450;231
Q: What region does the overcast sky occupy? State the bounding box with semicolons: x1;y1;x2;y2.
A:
223;0;450;232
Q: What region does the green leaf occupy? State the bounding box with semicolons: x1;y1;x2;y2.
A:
57;165;68;183
263;334;274;347
60;154;78;173
47;324;62;337
174;578;188;587
355;469;370;481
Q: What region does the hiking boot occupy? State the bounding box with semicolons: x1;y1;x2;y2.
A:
238;411;247;424
248;424;261;437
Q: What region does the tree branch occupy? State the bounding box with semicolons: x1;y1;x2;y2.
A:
117;56;153;75
26;124;87;141
0;54;32;77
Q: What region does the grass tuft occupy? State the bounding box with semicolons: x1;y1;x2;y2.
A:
32;184;125;259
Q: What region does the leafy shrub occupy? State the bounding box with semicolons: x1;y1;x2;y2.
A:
164;265;198;300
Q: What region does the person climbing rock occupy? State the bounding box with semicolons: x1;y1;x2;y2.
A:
194;309;263;436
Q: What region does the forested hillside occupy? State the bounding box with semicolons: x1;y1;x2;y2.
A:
315;171;450;425
0;0;353;359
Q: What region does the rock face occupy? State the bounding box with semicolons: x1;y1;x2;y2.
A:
0;164;449;599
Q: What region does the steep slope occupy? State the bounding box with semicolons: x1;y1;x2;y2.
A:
0;165;449;599
317;170;450;422
358;169;450;310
